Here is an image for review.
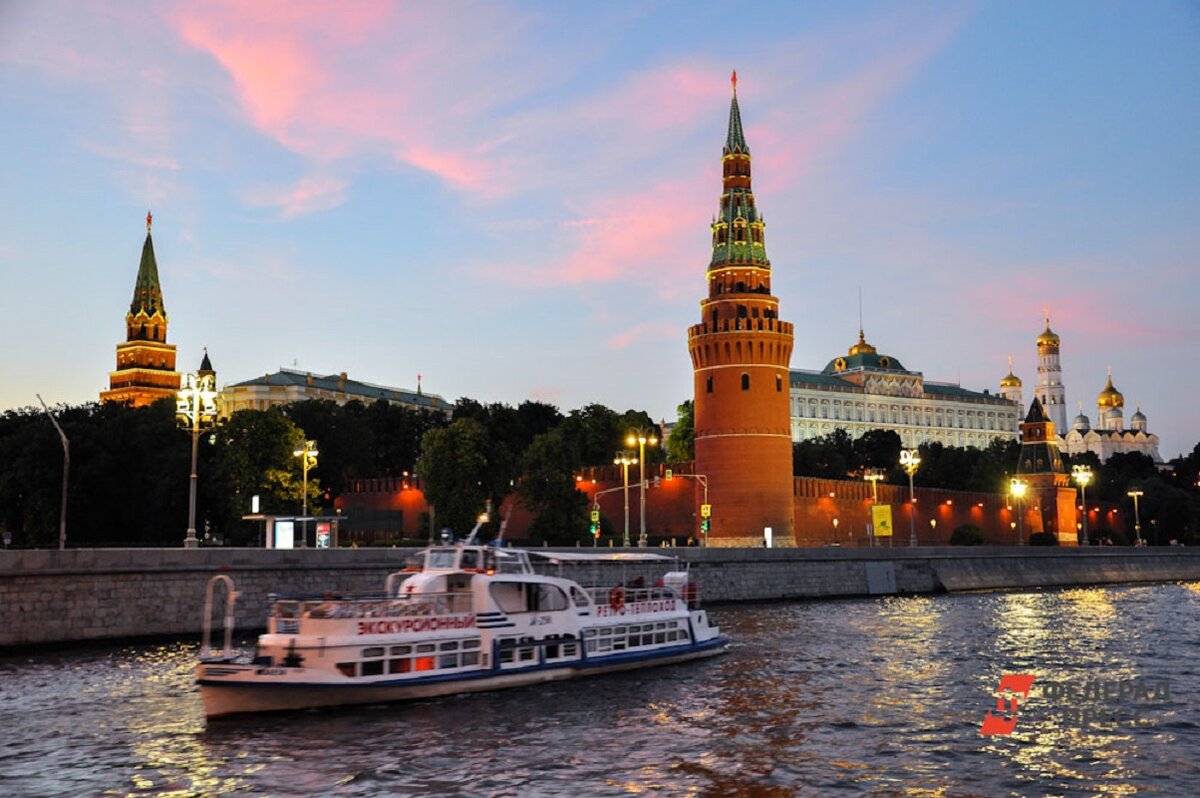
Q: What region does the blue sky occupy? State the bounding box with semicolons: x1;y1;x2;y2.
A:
1;1;1197;457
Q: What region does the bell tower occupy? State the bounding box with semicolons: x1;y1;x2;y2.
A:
100;212;181;407
687;72;795;547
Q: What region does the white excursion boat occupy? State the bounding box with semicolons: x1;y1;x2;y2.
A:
196;545;728;718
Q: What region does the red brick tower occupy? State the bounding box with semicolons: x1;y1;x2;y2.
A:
100;212;181;407
1016;397;1078;545
687;73;796;547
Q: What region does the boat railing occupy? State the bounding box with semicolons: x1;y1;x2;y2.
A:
201;574;238;659
586;584;699;610
269;591;473;633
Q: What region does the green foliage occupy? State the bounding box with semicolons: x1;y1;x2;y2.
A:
416;418;491;537
1029;531;1059;546
517;428;589;545
665;400;694;463
949;524;986;545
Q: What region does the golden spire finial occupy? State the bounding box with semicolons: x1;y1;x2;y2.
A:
146;210;153;232
731;69;737;97
1008;355;1013;371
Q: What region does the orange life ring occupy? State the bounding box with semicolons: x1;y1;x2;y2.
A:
609;587;625;611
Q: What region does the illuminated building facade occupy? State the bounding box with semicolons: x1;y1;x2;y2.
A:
218;368;452;417
789;330;1021;448
1060;370;1162;463
99;213;181;407
687;73;796;547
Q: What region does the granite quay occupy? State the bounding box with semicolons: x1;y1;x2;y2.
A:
3;546;1199;648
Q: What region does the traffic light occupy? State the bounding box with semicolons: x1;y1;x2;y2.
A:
700;518;710;534
590;521;600;538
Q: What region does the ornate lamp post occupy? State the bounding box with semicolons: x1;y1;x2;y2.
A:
1071;465;1093;546
613;450;638;547
626;431;658;547
177;371;218;549
900;449;921;546
1126;488;1144;546
293;440;319;548
1009;478;1027;545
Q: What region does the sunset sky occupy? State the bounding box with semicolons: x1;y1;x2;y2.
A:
1;1;1197;457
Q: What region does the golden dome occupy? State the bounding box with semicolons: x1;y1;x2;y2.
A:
1096;372;1124;409
1000;371;1022;388
1036;322;1060;348
848;329;877;356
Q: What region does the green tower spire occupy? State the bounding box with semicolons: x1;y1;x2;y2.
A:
129;211;166;319
724;70;748;155
711;72;768;268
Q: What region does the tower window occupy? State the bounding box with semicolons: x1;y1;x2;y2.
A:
741;373;750;391
737;305;747;319
776;375;783;392
706;375;713;394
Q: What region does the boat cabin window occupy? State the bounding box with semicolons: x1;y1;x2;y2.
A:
570;586;591;607
380;638;484;675
426;550;457;570
460;549;480;570
489;582;569;614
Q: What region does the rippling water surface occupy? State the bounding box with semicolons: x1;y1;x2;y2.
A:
2;583;1198;797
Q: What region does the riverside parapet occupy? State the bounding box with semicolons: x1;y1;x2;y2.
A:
2;547;1199;648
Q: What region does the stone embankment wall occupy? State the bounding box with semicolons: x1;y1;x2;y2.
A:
2;547;1199;648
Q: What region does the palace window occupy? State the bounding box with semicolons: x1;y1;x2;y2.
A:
741;373;750;391
706;375;713;393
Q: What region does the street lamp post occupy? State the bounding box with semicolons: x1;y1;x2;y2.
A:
36;395;69;551
626;431;658;547
1072;465;1093;546
293;440;319;548
1010;478;1027;545
1127;488;1144;546
900;450;921;547
613;451;637;547
176;372;218;549
864;468;884;547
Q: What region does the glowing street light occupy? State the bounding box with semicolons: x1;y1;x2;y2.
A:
626;430;658;547
1009;478;1028;546
1127;488;1144;546
1071;465;1093;546
293;440;319;547
177;371;219;549
613;450;638;547
900;449;921;546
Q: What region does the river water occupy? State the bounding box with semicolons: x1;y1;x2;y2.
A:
1;583;1197;797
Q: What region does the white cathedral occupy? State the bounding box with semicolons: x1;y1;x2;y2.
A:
999;317;1162;464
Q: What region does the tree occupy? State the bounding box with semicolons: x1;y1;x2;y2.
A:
950;524;986;545
665;400;694;462
517;428;589;545
416;418;491;537
852;429;901;473
207;408;317;543
793;429;855;479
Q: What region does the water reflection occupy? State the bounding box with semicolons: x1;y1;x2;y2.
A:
1;584;1196;797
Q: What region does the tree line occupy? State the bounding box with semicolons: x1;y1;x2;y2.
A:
1;396;1196;547
0;397;662;547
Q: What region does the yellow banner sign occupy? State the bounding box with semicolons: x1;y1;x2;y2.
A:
871;505;893;537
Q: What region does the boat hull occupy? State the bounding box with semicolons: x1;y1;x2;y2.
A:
199;638;728;719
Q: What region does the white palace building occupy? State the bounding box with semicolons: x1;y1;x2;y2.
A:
790;329;1020;448
788;319;1162;463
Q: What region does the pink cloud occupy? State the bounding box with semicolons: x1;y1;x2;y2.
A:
170;1;526;196
241;176;349;218
608;321;680;350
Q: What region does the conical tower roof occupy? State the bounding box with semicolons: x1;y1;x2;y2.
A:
1025;395;1048;423
129;212;166;319
724;70;748;155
